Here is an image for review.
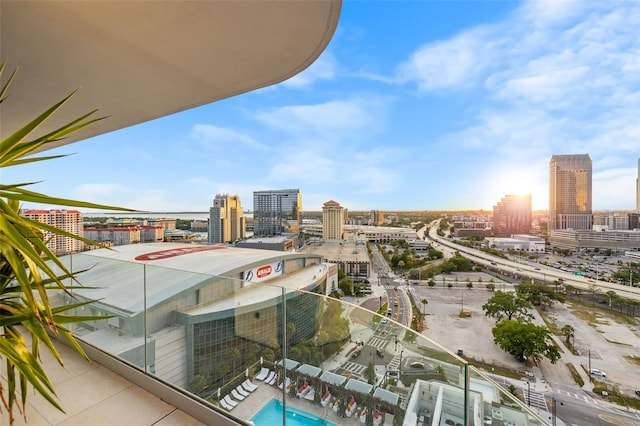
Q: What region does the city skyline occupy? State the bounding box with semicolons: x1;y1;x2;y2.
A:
5;1;639;212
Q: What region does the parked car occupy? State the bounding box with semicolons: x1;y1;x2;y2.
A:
635;390;640;397
589;368;606;377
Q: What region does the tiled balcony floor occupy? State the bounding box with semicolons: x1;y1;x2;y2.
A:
0;340;205;426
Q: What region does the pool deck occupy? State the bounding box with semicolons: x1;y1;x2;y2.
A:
227;382;373;425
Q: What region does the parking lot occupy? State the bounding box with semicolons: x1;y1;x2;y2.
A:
408;271;640;397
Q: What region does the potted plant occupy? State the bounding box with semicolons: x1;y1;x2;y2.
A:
0;61;133;425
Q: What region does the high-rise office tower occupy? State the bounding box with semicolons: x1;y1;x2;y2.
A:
548;154;593;231
492;194;532;237
253;189;302;236
371;210;384;226
20;209;84;254
208;194;245;243
322;200;344;240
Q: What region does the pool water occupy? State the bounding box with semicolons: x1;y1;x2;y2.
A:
251;398;336;426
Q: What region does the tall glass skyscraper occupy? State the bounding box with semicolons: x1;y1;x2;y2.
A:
548;154;593;231
253;189;302;236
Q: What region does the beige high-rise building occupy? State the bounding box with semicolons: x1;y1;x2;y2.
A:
20;209;84;254
322;200;344;241
548;154;593;231
370;210;384;226
208;194;246;243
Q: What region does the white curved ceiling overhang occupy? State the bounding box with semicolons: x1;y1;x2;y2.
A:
0;1;341;150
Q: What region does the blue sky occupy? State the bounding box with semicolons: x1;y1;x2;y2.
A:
8;0;640;212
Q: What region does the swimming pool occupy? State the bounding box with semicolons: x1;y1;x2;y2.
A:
250;398;337;426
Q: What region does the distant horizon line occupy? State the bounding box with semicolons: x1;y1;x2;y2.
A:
81;209;637;215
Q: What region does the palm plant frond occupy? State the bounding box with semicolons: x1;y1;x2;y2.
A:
1;61;134;424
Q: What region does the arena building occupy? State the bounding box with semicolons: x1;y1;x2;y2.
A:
58;243;338;390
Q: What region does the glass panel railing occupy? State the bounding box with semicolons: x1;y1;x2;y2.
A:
54;250;548;426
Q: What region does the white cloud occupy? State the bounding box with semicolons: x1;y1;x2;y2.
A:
189;124;266;150
397;27;498;92
498;66;590;106
280;53;338;88
255;98;387;140
404;0;639;210
593;166;637;210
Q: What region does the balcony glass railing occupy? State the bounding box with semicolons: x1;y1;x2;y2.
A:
55;251;547;426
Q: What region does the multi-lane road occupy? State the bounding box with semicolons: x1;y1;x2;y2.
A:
426;223;640;302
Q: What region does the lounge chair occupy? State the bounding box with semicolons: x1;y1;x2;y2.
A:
304;388;315;401
321;391;332;407
242;379;257;392
296;382;310;398
265;371;277;385
220;399;234;410
255;367;269;381
231;389;245;401
236;385;249;398
278;377;291;390
223;395;238;408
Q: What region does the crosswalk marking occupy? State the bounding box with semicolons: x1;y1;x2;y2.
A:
548;388;600;406
367;337;388;350
342;361;366;376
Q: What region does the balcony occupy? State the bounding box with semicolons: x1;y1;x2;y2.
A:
2;245;548;425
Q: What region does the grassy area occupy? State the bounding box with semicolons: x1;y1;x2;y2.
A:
606;393;640;410
624;354;640;366
565;363;584;387
567;299;640;327
416;345;460;364
465;357;524;380
415;346;526;382
538;310;578;355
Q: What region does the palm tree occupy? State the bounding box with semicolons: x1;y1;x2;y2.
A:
421;298;428;314
561;324;575;346
1;62;132;424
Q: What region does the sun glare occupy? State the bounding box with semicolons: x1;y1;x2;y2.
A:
489;170;548;211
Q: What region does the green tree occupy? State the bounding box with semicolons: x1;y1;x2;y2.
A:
0;63;133;425
421;298;428;314
190;370;211;394
482;291;533;322
605;290;617;308
486;283;496;292
364;360;376;385
516;282;565;307
492;320;561;364
561;324;575;346
427;248;443;259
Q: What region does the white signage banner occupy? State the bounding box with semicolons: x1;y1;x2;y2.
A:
244;261;284;283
